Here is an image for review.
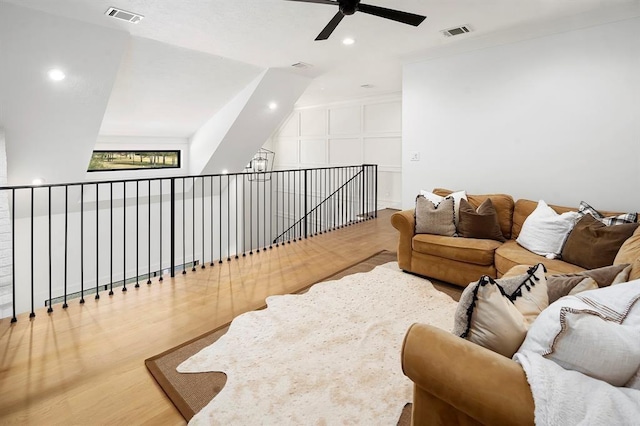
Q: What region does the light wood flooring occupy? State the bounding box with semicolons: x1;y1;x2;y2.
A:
0;209;461;425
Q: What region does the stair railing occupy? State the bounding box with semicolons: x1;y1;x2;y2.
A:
0;164;377;321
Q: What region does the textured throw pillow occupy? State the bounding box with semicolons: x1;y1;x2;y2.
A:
561;214;639;269
419;189;467;226
453;264;548;357
517;281;640;387
546;263;632;303
578;201;637;225
414;195;456;236
457;198;506;242
516;200;579;259
627;370;640;390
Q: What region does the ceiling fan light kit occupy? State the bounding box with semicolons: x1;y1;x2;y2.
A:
285;0;426;41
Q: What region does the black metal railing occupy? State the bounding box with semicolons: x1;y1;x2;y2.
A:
0;165;377;322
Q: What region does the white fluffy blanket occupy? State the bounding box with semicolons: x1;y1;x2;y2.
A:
177;262;458;425
515;351;640;425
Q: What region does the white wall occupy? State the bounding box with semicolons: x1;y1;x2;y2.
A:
190;68;311;176
0;3;128;186
270;94;403;209
403;16;640;212
0;129;11;318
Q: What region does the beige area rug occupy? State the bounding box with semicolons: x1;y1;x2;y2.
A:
145;251;398;420
176;261;458;425
145;251;460;424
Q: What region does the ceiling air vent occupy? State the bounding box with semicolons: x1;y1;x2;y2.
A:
291;62;313;69
105;7;144;24
441;25;472;37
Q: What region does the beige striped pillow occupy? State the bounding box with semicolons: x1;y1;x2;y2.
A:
414;195;456;236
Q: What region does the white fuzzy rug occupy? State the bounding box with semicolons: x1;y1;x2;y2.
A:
177;262;458;425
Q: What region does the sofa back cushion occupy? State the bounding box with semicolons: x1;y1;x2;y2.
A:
434;188;514;240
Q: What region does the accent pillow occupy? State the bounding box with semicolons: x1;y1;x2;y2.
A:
614;227;640;282
627;370;640;390
516;200;579;259
414;195;456;236
546;263;632;303
517;281;640;387
419;189;467;226
578;200;637;225
561;214;639;269
457;198;506;242
452;264;547;357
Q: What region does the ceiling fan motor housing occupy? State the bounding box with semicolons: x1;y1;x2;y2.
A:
286;0;426;40
339;0;359;15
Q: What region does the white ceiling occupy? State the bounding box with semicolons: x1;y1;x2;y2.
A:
4;0;640;138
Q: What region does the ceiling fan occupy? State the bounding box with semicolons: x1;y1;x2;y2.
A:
285;0;426;41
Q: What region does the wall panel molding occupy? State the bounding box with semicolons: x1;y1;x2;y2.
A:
268;94;402;209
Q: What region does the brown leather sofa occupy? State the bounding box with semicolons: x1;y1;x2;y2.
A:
401;322;535;426
390;188;630;287
398;195;640;425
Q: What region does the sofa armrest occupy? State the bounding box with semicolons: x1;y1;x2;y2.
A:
402;323;534;426
391;209;415;271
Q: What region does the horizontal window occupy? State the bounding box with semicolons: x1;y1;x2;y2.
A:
87;150;180;172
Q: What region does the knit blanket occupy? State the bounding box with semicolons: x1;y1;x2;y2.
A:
515;351;640;425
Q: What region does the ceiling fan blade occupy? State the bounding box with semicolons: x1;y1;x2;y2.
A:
357;3;426;26
284;0;338;5
315;12;345;41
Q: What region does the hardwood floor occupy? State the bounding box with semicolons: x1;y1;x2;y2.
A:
0;209;460;425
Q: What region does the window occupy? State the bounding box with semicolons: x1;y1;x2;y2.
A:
87;150;180;172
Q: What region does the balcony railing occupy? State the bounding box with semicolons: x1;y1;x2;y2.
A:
0;165;378;321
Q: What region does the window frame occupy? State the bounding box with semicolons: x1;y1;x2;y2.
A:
87;150;181;172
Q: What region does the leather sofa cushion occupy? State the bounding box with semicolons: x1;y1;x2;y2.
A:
434;188;514;240
413;234;501;266
495;240;585;276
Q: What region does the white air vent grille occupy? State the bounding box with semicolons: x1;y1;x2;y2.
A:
441;25;472;37
105;7;144;24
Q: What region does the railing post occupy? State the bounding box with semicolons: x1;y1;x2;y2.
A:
361;165;365;218
11;189;16;323
304;169;308;239
170;177;176;277
374;164;378;218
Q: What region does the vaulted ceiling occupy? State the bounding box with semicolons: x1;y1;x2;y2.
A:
4;0;640;139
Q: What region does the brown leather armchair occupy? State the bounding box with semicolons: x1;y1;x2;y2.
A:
401;323;535;425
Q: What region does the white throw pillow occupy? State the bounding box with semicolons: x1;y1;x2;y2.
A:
626;370;640;390
452;263;548;357
419;190;467;226
516;200;579;258
517;280;640;387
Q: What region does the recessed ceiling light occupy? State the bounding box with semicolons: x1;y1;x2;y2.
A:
342;38;355;46
268;102;278;110
32;178;45;186
48;69;65;81
221;169;228;175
